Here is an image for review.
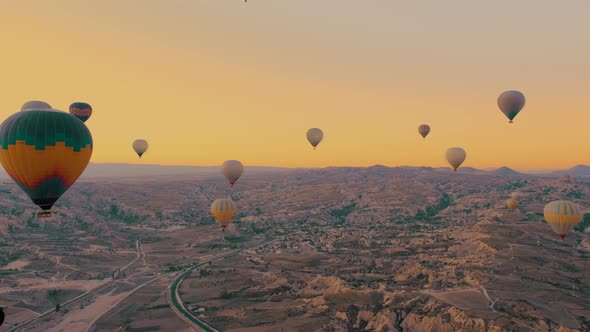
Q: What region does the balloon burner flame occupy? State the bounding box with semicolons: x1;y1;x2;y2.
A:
37;211;52;218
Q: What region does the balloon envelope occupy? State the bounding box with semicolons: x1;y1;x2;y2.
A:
221;160;244;187
418;124;430;138
511;191;524;200
306;128;324;149
446;147;466;171
0;109;93;217
21;100;52;111
69;102;92;123
498;90;525;123
211;198;237;230
507;198;519;210
132;139;148;158
543;200;582;239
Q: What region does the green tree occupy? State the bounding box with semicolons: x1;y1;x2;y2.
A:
47;289;65;312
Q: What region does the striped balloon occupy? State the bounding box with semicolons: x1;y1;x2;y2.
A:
211;198;238;231
69;102;93;123
0;109;93;217
543;200;583;239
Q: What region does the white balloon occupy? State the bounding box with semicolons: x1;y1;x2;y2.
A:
306;128;324;149
132;139;148;158
222;160;244;186
21;100;52;111
446;147;466;171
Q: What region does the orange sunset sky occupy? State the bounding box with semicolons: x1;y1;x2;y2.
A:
1;1;589;170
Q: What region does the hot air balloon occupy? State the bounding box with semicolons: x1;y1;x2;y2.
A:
221;160;244;187
498;90;525;123
418;124;430;138
446;147;466;172
507;198;519;211
543;200;582;239
211;198;237;232
511;191;524;200
69;102;92;123
306;128;323;149
21;100;52;111
132;139;148;158
0;108;93;217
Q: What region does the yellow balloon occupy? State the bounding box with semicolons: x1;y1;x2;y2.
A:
506;198;519;210
211;198;238;231
543;200;582;239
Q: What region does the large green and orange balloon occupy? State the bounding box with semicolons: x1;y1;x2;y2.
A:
69;102;93;123
0;106;93;217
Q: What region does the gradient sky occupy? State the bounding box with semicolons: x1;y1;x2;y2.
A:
1;1;589;170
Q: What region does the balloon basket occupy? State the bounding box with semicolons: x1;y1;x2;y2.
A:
37;211;52;218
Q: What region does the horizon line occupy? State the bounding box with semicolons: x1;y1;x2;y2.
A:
86;162;587;174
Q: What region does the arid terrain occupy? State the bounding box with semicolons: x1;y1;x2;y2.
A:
1;165;590;331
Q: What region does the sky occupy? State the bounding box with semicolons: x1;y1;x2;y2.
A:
1;1;589;170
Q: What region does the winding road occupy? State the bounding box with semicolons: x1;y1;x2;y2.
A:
167;238;278;332
6;237;278;332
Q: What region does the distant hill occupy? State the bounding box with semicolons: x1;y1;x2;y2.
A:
491;166;522;176
432;166;487;175
460;167;486;174
367;164;390;170
363;165;393;177
546;165;590;178
1;163;590;181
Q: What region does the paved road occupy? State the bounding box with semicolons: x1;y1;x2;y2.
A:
85;274;164;332
8;241;143;332
168;238;278;332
